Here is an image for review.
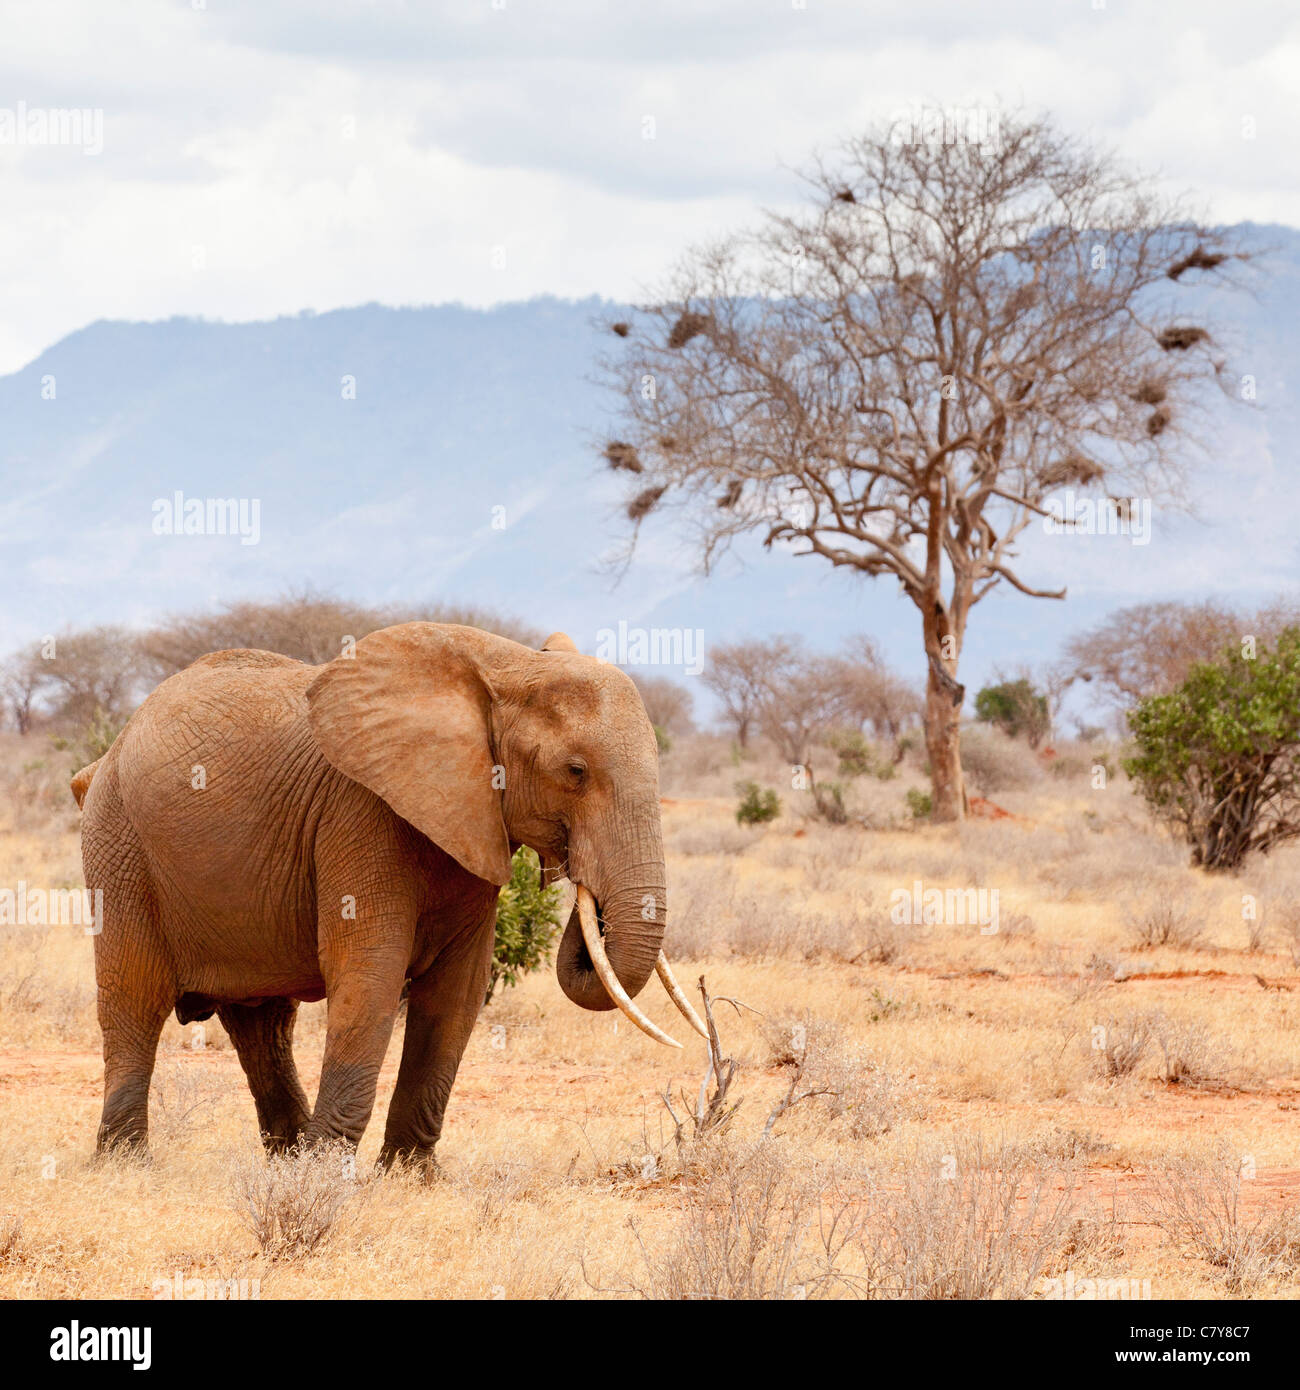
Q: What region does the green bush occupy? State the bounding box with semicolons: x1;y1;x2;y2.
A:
974;679;1050;748
906;788;933;820
812;781;849;824
488;848;563;1003
1125;628;1300;870
828;729;895;780
50;705;123;770
735;780;781;826
653;724;672;755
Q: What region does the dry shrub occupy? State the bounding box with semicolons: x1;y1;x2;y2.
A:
627;1141;870;1300
997;911;1036;942
627;1135;1075;1300
858;916;907;965
670;870;882;963
760;1014;916;1140
231;1141;364;1260
0;1214;21;1263
1056;1207;1128;1271
867;1137;1077;1299
1154;1016;1235;1089
669;824;764;857
1266;899;1300;967
1094;1011;1154;1079
1128;896;1205;950
150;1057;233;1146
959;726;1043;794
0;743;77;832
1029;1128;1114;1164
1147;1149;1300;1293
455;1158;556;1234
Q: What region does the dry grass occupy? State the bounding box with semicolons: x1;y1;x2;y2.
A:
1145;1149;1300;1294
2;729;1300;1298
232;1141;366;1260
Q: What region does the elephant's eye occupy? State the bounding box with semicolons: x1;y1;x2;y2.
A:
566;760;587;784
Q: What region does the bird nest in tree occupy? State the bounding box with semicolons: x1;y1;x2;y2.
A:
603;441;644;473
1040;455;1105;488
667;312;713;349
1132;379;1168;405
1167;246;1228;280
627;486;667;522
1158;325;1209;351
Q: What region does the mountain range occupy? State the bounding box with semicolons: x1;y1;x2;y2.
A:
2;223;1297;726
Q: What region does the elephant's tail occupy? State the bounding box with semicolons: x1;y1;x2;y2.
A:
71;756;103;810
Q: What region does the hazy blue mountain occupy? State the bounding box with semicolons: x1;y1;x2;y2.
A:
2;224;1297;723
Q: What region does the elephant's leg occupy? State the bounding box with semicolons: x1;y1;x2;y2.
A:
217;998;311;1155
96;988;173;1156
87;798;174;1157
305;943;409;1149
380;916;496;1174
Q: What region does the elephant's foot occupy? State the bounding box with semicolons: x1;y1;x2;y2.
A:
259;1126;308;1157
92;1128;152;1164
378;1143;442;1182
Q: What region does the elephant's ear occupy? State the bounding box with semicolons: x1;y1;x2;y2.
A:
305;625;513;886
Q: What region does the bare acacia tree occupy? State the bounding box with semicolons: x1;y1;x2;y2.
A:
757;651;848;782
1062;599;1300;710
1;652;46;735
40;625;144;725
834;635;922;750
703;636;799;748
628;672;695;736
601;112;1243;819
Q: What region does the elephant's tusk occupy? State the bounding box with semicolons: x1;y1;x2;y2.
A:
575;885;683;1049
656;952;710;1039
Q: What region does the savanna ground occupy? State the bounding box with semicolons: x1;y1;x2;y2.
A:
2;726;1300;1300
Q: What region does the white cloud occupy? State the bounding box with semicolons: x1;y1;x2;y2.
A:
0;0;1298;371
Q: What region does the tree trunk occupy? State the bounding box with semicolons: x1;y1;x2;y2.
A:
919;586;968;823
924;665;966;822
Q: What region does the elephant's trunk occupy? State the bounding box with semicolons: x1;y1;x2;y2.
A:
556;809;665;1013
555;876;664;1012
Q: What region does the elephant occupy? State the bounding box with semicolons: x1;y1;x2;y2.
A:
72;622;704;1167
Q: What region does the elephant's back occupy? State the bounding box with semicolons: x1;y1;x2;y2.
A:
112;650;324;836
131;649;316;743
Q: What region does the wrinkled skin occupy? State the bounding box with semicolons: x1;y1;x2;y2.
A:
75;624;666;1168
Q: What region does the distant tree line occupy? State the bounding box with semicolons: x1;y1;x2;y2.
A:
703;634;921;778
0;593;543;735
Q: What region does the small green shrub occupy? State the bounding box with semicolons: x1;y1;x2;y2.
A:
735;780;781;827
974;678;1050;747
489;848;563;1003
812;781;849;824
1125;628;1300;870
905;788;932;820
828;730;895;781
50;706;123;770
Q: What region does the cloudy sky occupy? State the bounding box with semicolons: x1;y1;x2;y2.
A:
0;0;1297;373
